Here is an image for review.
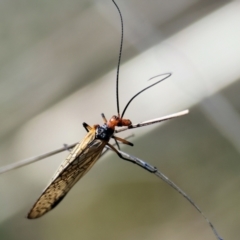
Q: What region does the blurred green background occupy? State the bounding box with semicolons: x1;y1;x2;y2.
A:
1;1;240;239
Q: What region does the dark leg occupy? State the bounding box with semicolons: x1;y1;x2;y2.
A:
106;143;157;173
106;143;138;165
112;135;134;146
101;113;107;123
83;122;92;132
113;138;121;150
63;144;72;152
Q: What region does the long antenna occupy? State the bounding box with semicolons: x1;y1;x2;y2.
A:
121;73;172;118
112;0;123;116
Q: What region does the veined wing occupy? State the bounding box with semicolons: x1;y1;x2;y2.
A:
27;129;106;219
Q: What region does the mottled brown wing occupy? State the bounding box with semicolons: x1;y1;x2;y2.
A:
27;129;106;219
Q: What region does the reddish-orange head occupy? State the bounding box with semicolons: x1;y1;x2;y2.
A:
107;115;131;130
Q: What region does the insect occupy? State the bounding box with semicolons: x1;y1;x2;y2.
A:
26;1;187;219
0;1;223;240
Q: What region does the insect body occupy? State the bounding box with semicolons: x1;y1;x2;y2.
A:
27;0;176;219
0;1;223;239
27;115;132;218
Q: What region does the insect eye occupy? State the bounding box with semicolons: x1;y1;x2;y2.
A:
111;115;119;121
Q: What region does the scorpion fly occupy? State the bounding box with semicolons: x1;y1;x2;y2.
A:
0;2;224;239
27;0;188;219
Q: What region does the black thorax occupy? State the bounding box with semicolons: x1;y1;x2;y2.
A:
95;124;114;141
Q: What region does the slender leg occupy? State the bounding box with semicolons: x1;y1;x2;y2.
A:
112;136;134;146
106;143;134;163
113;138;121;150
63;144;72;152
83;122;92;132
106;143;156;173
101;113;107;123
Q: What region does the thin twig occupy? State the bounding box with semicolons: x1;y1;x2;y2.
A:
0;136;222;239
0;135;134;174
116;150;223;240
0;110;189;174
0;143;78;174
115;110;189;133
